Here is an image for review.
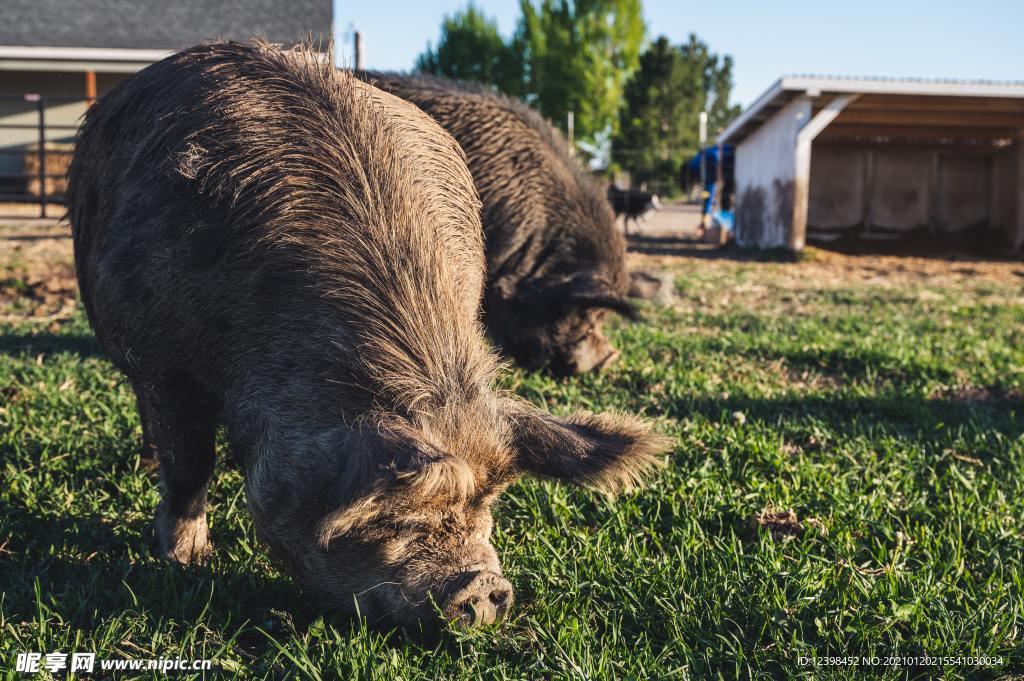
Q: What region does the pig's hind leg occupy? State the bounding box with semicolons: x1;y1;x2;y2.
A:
134;376;218;563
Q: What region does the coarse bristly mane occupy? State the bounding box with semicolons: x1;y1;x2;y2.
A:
363;71;600;191
108;41;496;415
357;71;626;293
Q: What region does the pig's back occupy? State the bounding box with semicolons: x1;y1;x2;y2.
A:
69;42;487;413
359;72;619;288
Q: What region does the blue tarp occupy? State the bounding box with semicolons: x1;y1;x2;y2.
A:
684;145;735;180
683;145;735;216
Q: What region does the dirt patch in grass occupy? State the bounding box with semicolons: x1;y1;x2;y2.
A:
933;385;1024;408
628;247;1024;317
1;221;77;322
753;507;827;541
754;507;805;541
629;247;1024;286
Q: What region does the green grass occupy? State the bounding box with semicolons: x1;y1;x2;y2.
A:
2;255;1023;679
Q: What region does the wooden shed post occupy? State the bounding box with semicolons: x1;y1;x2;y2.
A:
791;94;859;250
732;96;810;249
1016;136;1024;249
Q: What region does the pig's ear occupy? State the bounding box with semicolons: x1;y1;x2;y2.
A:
569;274;638;319
504;399;668;494
317;422;475;546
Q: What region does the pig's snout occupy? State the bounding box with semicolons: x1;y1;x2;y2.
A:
568;332;619;374
442;571;513;627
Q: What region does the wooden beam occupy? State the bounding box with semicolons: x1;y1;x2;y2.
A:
820;124;1020;141
844;94;1024;113
836;109;1024;128
792;94;859;250
816;139;1010;153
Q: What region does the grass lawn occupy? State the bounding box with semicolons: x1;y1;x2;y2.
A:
1;226;1023;679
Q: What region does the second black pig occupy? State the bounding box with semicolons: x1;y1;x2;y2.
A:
364;73;634;375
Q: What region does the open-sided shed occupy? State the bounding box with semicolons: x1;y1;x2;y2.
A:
720;76;1024;252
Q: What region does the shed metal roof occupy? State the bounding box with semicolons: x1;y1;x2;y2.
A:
720;75;1024;146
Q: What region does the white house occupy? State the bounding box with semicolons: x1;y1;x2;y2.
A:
0;0;332;196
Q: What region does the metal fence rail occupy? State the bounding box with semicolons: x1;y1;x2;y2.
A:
0;93;85;219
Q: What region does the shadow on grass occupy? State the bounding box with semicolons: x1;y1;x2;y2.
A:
0;507;324;648
0;331;103;357
626;235;800;262
627;230;1024;265
668;391;1023;442
753;345;961;386
668;328;976;387
0;505;438;655
1;233;72;241
810;226;1024;261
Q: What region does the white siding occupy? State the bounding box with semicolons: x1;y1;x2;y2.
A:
733;96;810;248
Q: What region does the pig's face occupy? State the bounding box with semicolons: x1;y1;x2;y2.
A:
306;400;664;634
490;272;635;376
544;306;619;375
485;181;634;375
335;499;511;632
305;416;512;634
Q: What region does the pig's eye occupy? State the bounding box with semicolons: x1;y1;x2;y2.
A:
560;321;595;346
319;428;478;547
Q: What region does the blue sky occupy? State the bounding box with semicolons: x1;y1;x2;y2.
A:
336;0;1023;108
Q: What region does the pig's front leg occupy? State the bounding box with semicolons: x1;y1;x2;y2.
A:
134;377;217;563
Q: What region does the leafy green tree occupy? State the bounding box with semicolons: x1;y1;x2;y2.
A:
416;3;524;96
612;33;741;187
414;0;645;153
516;0;644;149
612;36;697;185
679;33;742;134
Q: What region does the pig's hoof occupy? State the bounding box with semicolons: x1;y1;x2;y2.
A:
150;511;212;564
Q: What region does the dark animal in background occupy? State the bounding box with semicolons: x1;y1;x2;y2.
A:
68;41;665;635
362;72;634;375
608;186;661;235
